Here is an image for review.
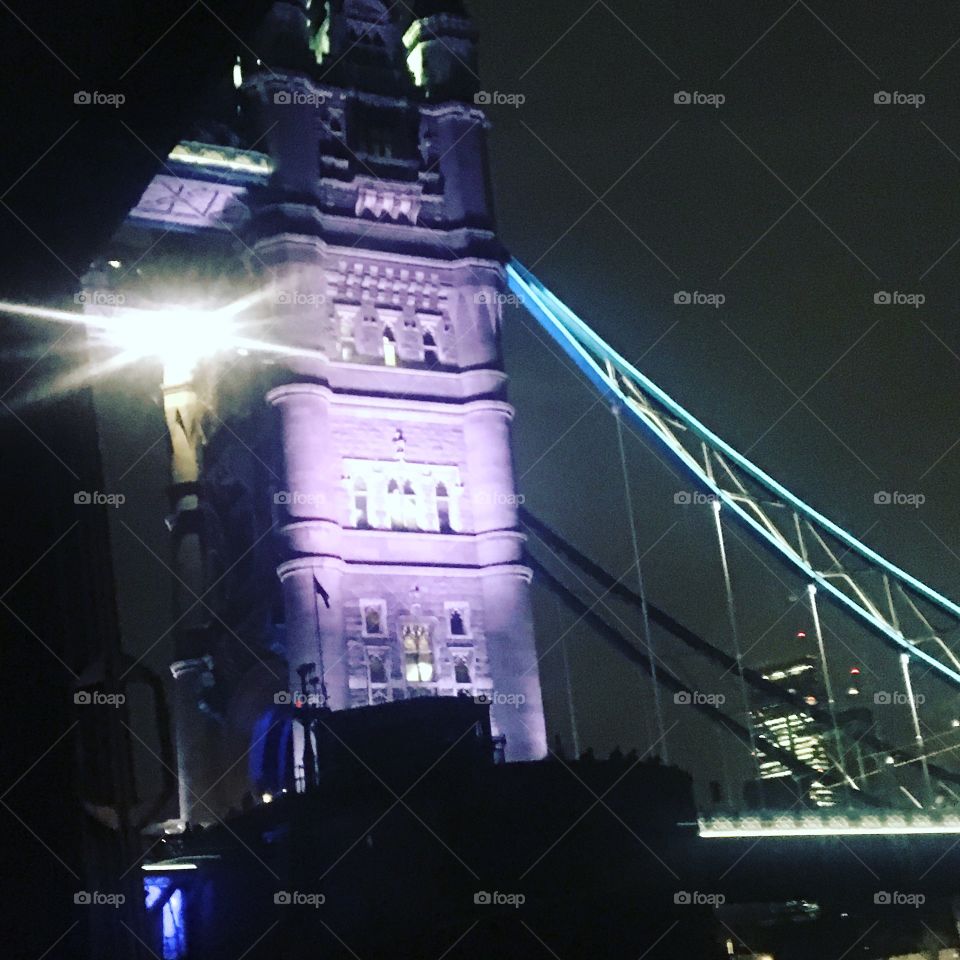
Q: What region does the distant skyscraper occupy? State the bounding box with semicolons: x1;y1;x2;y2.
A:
751;656;835;807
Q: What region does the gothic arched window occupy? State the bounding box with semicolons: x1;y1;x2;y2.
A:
353;477;369;528
402;624;433;683
436;482;451;533
423;331;438;366
403;481;418;530
387;480;405;530
382;327;397;367
368;653;388;685
454;656;471;685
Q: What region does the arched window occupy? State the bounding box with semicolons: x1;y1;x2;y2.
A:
382;327;397;367
403;481;418;530
353;477;369;528
387;480;404;530
423;331;438;367
402;625;433;683
368;653;387;685
449;608;466;636
454;656;471;685
436;482;451;533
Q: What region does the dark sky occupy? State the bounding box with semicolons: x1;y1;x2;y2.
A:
470;0;960;788
3;0;960;807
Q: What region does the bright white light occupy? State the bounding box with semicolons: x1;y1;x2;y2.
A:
261;792;273;804
95;306;235;385
698;813;960;838
142;862;198;872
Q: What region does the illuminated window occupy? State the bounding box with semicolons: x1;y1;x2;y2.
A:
353;477;369;528
402;624;433;683
436;482;451;532
382;328;397;366
388;480;404;530
403;481;418;530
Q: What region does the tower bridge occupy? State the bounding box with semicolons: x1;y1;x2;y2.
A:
51;0;960;827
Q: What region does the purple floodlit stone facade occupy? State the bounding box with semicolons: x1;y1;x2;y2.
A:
86;0;546;819
253;0;547;771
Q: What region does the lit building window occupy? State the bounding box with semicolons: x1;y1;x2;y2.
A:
342;460;462;533
382;328;397;367
403;480;418;530
388;479;404;530
353;477;369;528
436;482;451;532
403;624;433;683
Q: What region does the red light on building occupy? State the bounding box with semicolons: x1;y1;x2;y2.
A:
850;667;861;676
796;631;807;639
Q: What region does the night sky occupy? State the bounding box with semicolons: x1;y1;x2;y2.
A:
3;0;960;813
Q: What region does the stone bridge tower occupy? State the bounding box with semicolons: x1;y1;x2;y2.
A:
84;0;546;821
248;0;546;773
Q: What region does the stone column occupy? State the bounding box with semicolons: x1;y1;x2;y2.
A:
481;566;547;761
